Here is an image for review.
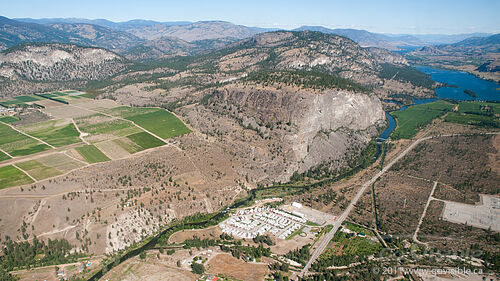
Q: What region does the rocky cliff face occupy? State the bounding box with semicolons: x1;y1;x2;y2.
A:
0;43;129;81
203;84;385;182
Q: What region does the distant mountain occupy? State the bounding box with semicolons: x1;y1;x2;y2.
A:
0;16;88;49
46;23;144;51
408;33;500;81
125;21;271;41
121;36;239;61
294;26;493;50
15;18;192;30
0;17;241;61
415;33;500;54
294;26;423;50
387;33;492;45
444;33;500;51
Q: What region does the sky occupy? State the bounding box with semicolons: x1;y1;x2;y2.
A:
2;0;499;34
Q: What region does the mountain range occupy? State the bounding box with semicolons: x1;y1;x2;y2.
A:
1;16;494;58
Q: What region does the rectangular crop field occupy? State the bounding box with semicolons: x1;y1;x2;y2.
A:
19;119;81;147
0;150;11;161
457;101;500;115
14;95;42;102
75;114;142;143
126;132;165;150
75;145;110;163
122;109;191;139
16;160;62;180
445;112;499;128
0;100;25;107
0;116;20;124
36;153;86;173
102;106;158;118
112;138;142;154
0;165;33;189
390;100;454;139
0;123;51;157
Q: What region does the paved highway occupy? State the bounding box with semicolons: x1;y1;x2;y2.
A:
299;135;434;278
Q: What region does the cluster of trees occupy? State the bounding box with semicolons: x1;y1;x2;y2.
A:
284;244;311;266
182;232;236;250
220;244;271;261
269;261;289;272
246;70;368;92
271;271;290;281
1;237;83;271
253;234;275;246
33;93;69;104
182;236;219;249
378;63;435;89
0;268;18;281
190;261;205;274
300;263;384;280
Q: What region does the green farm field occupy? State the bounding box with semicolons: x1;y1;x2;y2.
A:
0;165;33;189
75;114;142;142
390;100;454;139
16;160;62;180
36;153;86;173
0;150;11;161
457;101;500;115
123;109;191;139
445;111;499;128
13;95;42;102
20;119;81;147
75;145;110;163
0;116;20;124
126;132;165;150
0;123;51;157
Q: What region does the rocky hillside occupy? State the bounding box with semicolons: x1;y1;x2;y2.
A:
195;31;387;86
0;43;129;81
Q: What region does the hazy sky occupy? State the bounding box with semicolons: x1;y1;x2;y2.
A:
2;0;499;34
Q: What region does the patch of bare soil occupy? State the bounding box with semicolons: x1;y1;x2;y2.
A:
351;171;434;236
391;134;499;204
13;109;52;126
489;133;500;175
101;253;197;281
207;253;269;281
168;225;222;244
271;232;313;255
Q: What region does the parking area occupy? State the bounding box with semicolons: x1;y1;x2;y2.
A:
280;202;336;226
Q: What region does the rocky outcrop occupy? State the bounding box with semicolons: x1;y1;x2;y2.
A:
208;85;385;181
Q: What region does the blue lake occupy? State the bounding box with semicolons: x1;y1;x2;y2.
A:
415;65;500;101
378;65;500;139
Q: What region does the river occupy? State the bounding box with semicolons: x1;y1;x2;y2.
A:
379;65;500;139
